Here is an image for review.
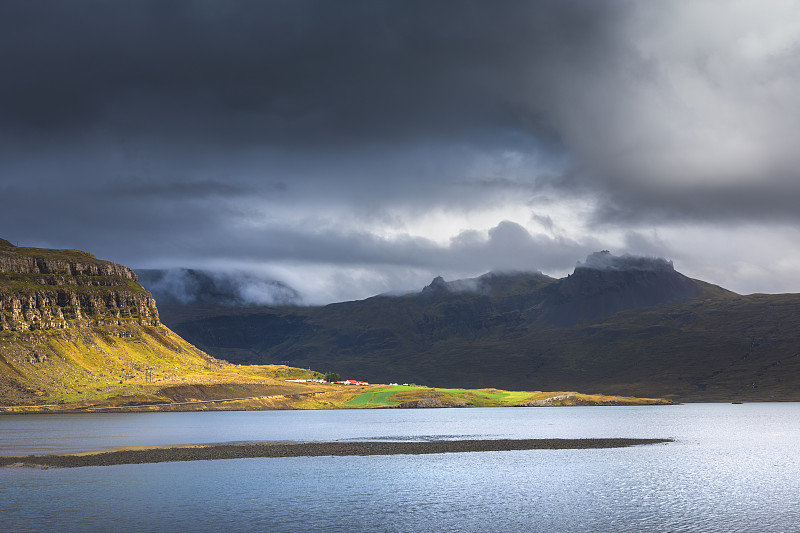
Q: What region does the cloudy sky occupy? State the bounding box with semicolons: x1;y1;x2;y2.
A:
3;0;800;304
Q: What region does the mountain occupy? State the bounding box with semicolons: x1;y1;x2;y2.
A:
539;251;701;326
2;240;676;411
0;239;319;409
149;251;800;402
0;238;160;332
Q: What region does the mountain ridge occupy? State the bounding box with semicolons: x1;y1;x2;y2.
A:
149;252;798;402
1;241;675;411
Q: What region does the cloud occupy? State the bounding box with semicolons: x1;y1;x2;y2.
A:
127;221;593;304
5;1;800;222
536;2;800;225
2;1;800;302
0;1;573;150
137;268;301;306
577;251;674;272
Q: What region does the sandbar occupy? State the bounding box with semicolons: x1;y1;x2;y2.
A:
0;438;672;468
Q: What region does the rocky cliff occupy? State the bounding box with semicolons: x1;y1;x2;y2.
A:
0;238;159;331
0;239;252;408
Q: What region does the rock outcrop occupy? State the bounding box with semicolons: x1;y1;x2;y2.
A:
0;239;159;331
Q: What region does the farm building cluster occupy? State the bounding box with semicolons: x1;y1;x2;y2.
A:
284;378;369;385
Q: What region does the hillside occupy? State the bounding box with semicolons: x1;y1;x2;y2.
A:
1;240;667;411
0;238;325;410
149;251;800;402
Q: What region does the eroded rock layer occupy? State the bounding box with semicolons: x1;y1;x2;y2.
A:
0;239;158;331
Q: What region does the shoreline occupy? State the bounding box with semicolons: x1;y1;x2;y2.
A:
0;438;672;468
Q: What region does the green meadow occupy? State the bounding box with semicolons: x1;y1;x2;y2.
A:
345;385;668;408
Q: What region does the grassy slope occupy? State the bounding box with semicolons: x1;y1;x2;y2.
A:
344;385;670;408
0;323;329;411
0;323;673;412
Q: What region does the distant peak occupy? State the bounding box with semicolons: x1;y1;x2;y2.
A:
576;251;675;273
421;275;488;296
429;275;446;287
421;276;448;295
0;238;14;248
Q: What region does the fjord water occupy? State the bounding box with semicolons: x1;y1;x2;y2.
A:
2;404;799;532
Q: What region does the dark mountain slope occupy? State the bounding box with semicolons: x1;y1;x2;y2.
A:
540;251;701;326
150;253;799;401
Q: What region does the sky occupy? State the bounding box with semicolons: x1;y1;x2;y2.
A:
3;0;800;304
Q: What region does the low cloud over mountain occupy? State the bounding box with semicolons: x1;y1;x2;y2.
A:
577;251;675;272
137;269;301;307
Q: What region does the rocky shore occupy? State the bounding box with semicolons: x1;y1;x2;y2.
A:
0;438;672;468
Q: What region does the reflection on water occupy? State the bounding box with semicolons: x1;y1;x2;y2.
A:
2;404;800;532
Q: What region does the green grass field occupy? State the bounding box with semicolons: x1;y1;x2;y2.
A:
345;385;671;409
347;385;416;406
350;386;544;408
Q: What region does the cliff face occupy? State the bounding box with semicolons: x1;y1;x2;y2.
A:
0;239;254;409
0;239;159;331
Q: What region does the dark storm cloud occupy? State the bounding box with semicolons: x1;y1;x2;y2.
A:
105;179;245;199
3;1;800;300
102;177;287;199
4;0;794;224
0;0;633;164
590;180;800;226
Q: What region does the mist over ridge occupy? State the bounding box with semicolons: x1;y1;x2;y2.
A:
139;251;691;307
577;251;675;273
136;268;302;307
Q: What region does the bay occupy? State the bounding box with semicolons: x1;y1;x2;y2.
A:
2;403;799;532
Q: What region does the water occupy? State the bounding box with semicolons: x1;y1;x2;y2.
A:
2;404;799;532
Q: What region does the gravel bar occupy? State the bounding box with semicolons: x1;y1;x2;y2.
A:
0;438;672;468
